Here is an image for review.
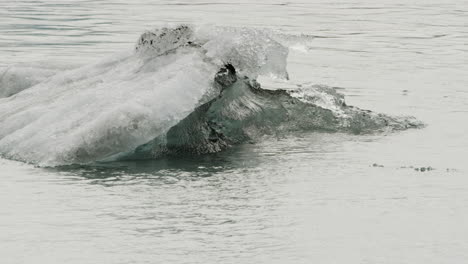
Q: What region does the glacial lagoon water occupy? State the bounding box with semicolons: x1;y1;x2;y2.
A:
1;1;468;263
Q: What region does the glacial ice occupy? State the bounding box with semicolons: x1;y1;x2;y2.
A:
0;63;73;98
121;65;421;160
0;25;291;166
0;25;421;166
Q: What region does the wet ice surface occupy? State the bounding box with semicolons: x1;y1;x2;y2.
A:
1;0;468;263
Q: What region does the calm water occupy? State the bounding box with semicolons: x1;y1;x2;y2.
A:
1;1;468;263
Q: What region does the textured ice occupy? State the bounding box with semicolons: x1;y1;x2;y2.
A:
0;63;72;98
194;26;289;80
0;25;291;166
0;25;421;166
122;66;421;160
135;25;194;55
289;84;347;113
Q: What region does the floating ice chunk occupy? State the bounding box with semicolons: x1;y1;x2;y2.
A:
0;25;422;166
0;47;218;166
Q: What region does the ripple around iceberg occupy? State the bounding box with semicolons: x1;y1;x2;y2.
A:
0;25;422;166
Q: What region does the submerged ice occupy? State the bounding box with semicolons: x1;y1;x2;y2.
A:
122;64;420;160
0;25;421;166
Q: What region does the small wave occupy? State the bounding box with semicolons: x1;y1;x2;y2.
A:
0;25;422;166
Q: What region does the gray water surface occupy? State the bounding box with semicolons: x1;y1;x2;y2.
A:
1;1;468;263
